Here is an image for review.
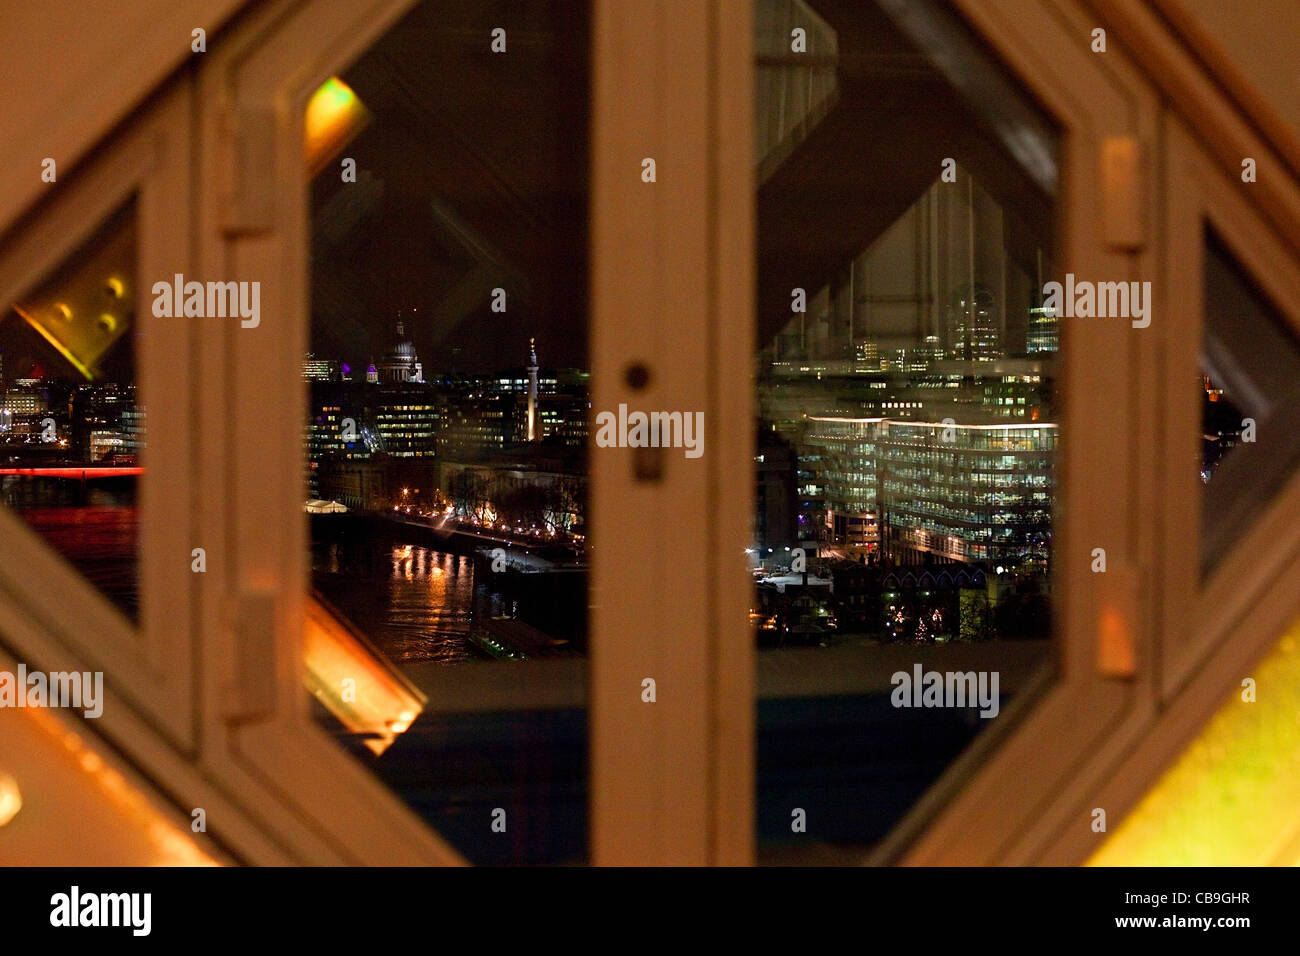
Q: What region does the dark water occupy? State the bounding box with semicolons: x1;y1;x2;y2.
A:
12;495;547;665
10;487;546;658
313;541;515;664
310;515;586;663
9;496;994;865
5;483;140;619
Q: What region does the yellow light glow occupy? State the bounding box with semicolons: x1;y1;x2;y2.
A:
304;76;370;176
14;304;95;380
25;707;218;865
304;597;426;756
1090;626;1300;865
9;203;133;382
0;772;21;826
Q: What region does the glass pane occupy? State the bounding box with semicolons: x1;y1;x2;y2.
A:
753;0;1058;861
304;1;589;864
1;200;141;619
1200;228;1300;574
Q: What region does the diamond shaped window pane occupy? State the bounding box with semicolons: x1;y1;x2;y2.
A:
303;0;590;864
752;0;1059;860
1;200;141;620
1201;228;1300;575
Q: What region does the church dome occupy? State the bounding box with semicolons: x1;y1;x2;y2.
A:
386;339;416;361
377;316;423;383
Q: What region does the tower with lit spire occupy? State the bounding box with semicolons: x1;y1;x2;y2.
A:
526;337;539;441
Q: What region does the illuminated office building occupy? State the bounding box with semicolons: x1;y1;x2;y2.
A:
793;414;1055;566
802;416;881;552
303;353;340;381
876;419;1056;566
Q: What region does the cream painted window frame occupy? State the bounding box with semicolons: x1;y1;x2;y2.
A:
1068;110;1300;863
187;0;756;865
9;0;1297;868
870;0;1161;864
887;0;1300;864
0;82;198;753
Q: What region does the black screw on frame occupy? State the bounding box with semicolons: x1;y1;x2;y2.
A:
624;362;651;391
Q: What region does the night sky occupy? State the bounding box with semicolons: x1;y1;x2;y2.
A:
308;1;590;375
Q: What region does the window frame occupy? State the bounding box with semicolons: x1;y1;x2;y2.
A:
871;0;1162;864
188;0;467;865
186;0;756;865
1042;110;1300;864
0;81;198;752
1160;114;1300;700
893;0;1300;865
589;0;755;866
17;0;1296;865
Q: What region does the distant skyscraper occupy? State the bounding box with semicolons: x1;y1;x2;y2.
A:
303;353;339;381
767;166;1043;364
1026;306;1059;354
949;284;1002;361
526;337;539;441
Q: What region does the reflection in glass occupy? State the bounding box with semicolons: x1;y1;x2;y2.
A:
303;0;589;864
1200;230;1300;574
0;201;141;619
752;0;1058;861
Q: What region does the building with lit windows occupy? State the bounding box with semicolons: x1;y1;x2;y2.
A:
524;392;590;447
876;419;1056;566
437;393;512;456
302;353;340;381
374;383;438;458
1026;305;1059;354
802;416;881;553
791;414;1055;566
948;285;1002;362
121;404;145;457
1;382;46;418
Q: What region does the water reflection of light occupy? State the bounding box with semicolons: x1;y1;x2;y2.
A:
316;544;529;664
394;544;415;580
